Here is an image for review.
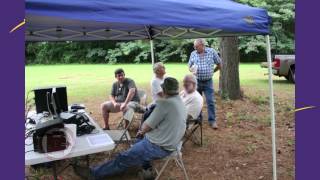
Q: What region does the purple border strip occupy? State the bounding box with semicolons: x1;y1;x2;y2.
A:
296;0;320;179
0;0;24;179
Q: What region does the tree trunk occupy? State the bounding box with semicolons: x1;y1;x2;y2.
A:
219;36;241;100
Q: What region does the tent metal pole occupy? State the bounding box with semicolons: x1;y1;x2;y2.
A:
150;39;155;66
266;35;277;180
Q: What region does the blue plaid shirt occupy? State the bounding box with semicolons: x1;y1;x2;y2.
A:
188;47;221;80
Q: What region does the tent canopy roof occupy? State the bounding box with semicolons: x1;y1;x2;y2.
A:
26;0;271;41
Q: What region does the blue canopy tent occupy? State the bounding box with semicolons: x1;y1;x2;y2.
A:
25;0;277;179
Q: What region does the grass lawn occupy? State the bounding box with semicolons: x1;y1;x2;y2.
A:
25;63;294;102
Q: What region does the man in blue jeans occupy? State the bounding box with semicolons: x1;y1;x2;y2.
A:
74;77;187;180
188;38;221;129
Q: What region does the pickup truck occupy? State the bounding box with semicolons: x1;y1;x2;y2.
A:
261;55;295;83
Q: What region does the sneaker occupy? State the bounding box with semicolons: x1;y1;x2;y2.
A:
209;121;218;129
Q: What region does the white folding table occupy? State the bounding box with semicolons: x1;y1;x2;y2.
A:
25;111;115;179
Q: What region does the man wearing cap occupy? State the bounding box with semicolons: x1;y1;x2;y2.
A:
188;38;221;129
74;77;187;179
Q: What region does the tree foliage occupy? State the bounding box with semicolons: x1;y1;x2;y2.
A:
25;0;294;64
238;0;295;58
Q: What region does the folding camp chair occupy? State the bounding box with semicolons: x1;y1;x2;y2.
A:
134;90;148;122
104;117;134;152
183;116;203;146
115;89;147;129
154;141;189;180
137;90;148;107
105;90;147;151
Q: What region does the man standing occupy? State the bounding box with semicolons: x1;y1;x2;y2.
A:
74;77;187;179
151;62;166;103
188;38;221;129
101;68;143;130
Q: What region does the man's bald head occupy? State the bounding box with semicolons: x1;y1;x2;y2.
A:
183;74;197;93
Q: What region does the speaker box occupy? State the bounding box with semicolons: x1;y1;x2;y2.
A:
33;118;67;153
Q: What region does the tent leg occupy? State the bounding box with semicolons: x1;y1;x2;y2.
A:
266;35;277;180
150;39;155;66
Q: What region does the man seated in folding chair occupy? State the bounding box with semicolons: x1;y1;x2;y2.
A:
101;68;145;130
137;62;166;128
180;74;204;145
151;62;166;104
74;77;187;180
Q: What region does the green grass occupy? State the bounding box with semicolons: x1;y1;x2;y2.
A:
25;63;294;102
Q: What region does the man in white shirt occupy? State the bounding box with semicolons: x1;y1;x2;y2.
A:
151;62;166;103
180;74;203;120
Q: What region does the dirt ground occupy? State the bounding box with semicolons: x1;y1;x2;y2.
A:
27;87;295;180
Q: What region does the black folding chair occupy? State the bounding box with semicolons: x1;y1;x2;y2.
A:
183;116;203;146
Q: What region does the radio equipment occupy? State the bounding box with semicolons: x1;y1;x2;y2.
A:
32;118;67;153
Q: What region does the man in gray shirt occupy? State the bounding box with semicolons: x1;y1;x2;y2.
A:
74;77;187;179
101;68;142;130
143;77;187;151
